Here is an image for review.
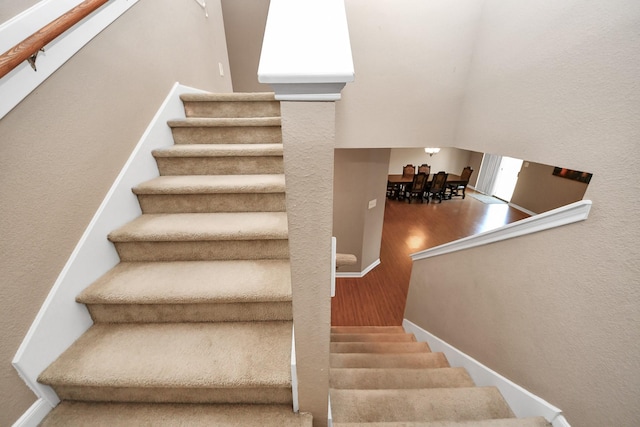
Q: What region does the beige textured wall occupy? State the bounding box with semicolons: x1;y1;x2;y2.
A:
467;151;483;188
335;0;485;149
405;1;640;426
388;147;473;176
221;0;272;92
333;149;390;273
360;150;392;271
281;102;335;426
511;161;589;214
0;1;231;424
0;0;40;22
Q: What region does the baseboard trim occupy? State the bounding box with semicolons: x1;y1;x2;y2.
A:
12;83;209;416
335;258;380;278
11;398;53;427
291;326;299;412
402;319;570;426
509;202;537;216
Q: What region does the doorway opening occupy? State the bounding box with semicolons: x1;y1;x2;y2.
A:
493;156;524;202
475;153;523;203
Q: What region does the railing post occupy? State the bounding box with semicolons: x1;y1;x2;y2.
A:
258;1;354;425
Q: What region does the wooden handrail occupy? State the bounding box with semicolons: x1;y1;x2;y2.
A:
0;0;109;79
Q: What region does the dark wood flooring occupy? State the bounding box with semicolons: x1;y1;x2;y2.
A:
331;190;530;326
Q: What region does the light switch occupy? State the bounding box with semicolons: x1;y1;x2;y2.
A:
368;199;377;209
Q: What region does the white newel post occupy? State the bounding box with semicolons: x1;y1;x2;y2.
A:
258;1;354;425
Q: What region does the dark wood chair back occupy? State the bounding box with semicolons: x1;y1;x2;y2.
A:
406;172;429;203
461;166;474;182
426;171;448;203
430;171;448;192
418;164;431;175
447;166;474;199
402;164;415;178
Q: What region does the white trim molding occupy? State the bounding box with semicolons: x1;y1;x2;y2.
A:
12;83;207;425
11;398;53;427
509;202;537;217
336;258;380;279
0;0;140;120
331;237;337;297
411;200;592;261
258;0;354;101
291;326;299;413
402;319;571;426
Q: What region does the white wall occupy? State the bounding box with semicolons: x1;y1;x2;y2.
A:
388;147;472;176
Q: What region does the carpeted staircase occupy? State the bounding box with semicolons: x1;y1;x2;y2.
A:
329;326;552;426
37;92;312;426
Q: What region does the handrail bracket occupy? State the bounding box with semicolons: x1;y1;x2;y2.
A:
27;49;45;72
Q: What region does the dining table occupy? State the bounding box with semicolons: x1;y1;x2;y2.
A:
388;173;465;186
387;173;465;200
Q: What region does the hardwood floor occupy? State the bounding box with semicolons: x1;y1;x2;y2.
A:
331;190;530;326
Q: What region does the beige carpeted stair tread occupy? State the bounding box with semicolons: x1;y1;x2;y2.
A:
181;92;280;119
108;212;288;242
168;118;281;145
133;175;285;195
330;368;474;389
331;326;406;334
78;260;292;304
331;333;417;343
331;352;449;369
331;342;431;354
330;387;514;423
153;143;283;157
168;117;281;128
332;416;551;427
39;322;292;402
180;92;276;102
41;402;312;427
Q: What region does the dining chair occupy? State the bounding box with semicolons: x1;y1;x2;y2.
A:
402;164;416;178
405;172;429;203
417;164;430;175
447;166;474;199
396;164;416;199
426;171;448;203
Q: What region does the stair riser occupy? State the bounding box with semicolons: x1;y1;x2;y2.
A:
86;302;293;323
137;193;286;214
330;353;449;369
330;420;551;427
171;127;282;144
331;326;405;334
52;385;292;405
330;342;431;353
184;101;280;118
331;333;417;343
42;401;315;427
330;387;514;423
155;157;284;176
329;368;475;390
113;240;289;262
